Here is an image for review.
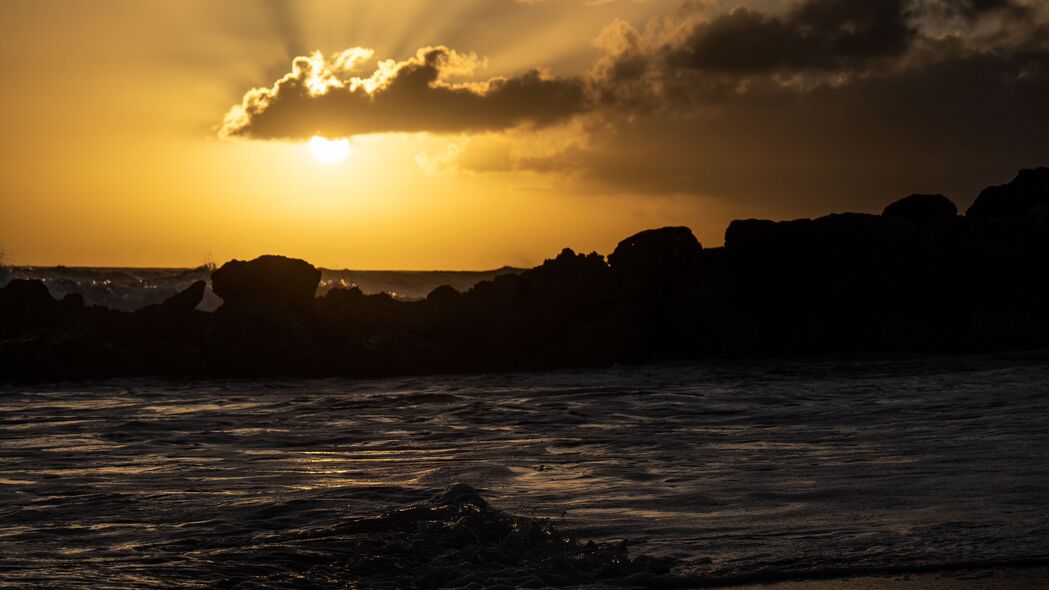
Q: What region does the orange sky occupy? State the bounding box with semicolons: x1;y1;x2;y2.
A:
2;0;1047;268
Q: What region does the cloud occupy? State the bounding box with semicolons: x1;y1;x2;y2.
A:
221;46;589;140
222;0;1049;217
515;0;652;5
926;0;1029;20
665;0;916;74
438;0;1049;210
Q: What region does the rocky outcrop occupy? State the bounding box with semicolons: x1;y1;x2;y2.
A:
966;167;1049;220
4;167;1049;381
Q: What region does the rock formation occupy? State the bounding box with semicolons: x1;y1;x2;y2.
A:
3;167;1049;380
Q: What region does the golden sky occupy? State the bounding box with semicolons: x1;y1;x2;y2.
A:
2;0;1047;268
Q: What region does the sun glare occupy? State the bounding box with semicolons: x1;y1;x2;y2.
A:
310;136;351;163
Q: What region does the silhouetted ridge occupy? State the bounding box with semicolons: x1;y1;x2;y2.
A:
3;166;1049;380
966;167;1049;219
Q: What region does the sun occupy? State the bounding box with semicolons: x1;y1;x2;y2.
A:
309;136;351;163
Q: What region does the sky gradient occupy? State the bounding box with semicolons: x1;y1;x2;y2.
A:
2;0;1047;268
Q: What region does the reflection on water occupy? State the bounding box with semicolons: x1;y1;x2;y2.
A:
1;358;1048;588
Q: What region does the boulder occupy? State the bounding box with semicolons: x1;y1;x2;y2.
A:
883;194;957;225
161;280;206;311
0;278;55;308
0;279;60;326
966;167;1049;220
608;227;702;277
60;292;86;309
0;280;69;339
723;218;785;253
425;284;462;306
211;255;321;309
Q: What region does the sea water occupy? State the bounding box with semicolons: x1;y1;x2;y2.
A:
1;358;1048;587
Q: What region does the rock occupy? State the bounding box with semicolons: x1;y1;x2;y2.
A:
161;280;206;311
0;279;55;308
60;292;85;308
0;279;61;335
207;297;321;375
211;255;321;310
966;167;1049;220
723;218;782;253
324;286;365;305
608;227;702;276
425;284;462;306
7;166;1049;381
883;194;957;225
725;213;914;259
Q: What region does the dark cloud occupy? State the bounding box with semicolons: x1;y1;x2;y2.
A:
927;0;1029;20
222;46;588;140
566;50;1049;210
453;0;1049;212
666;0;915;73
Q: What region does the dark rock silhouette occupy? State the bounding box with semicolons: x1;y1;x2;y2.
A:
966;167;1049;219
160;280;206;311
60;292;85;309
608;226;702;277
4;166;1049;381
882;193;957;225
211;255;321;309
0;279;54;310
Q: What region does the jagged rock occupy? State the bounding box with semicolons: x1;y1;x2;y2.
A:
883;194;957;225
161;280;206;311
211;255;321;310
520;248;611;302
966;167;1049;219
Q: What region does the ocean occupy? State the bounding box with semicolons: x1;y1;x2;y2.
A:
1;357;1047;588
